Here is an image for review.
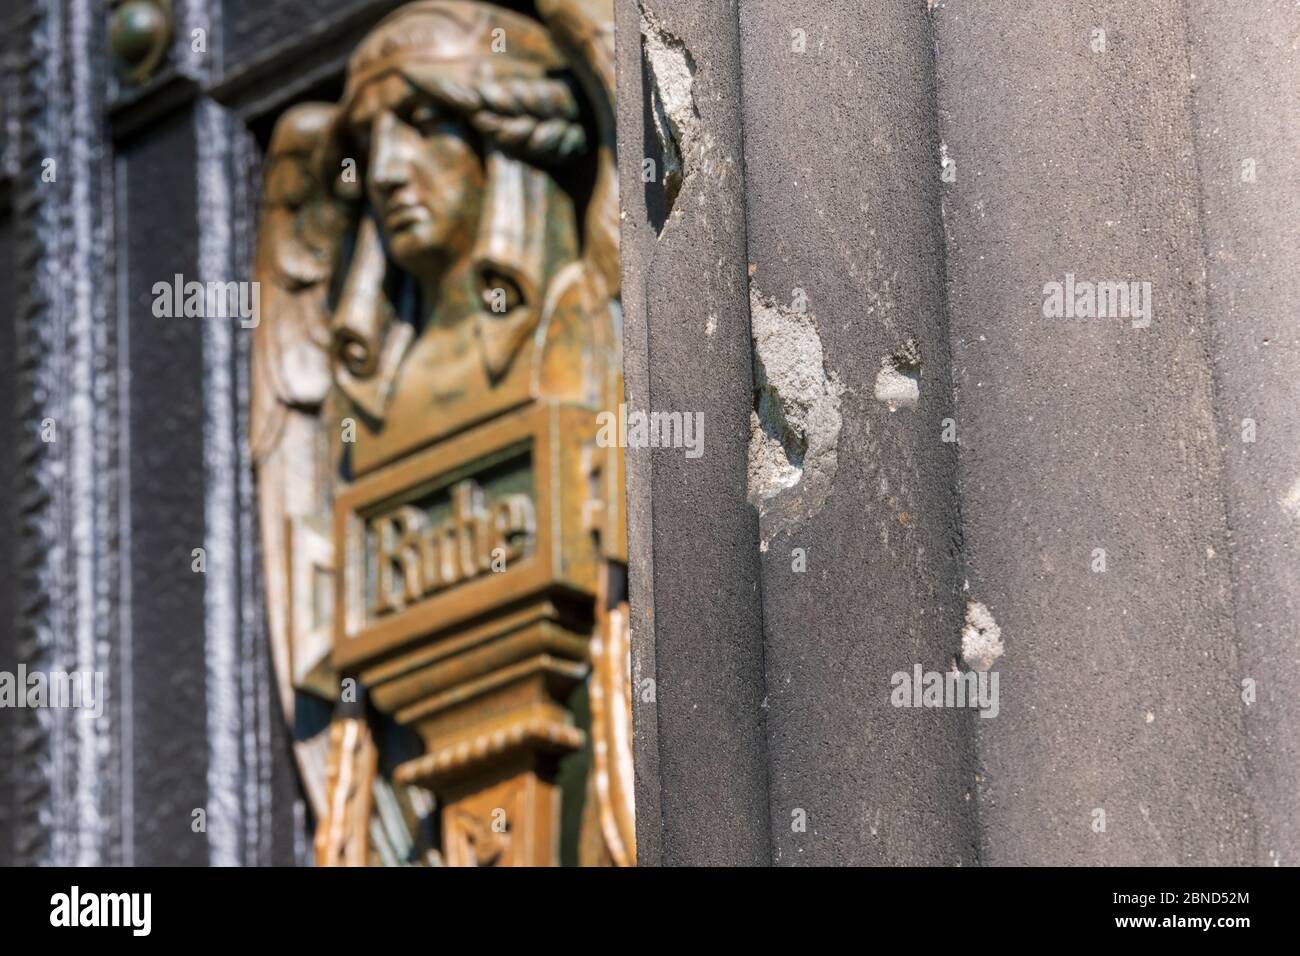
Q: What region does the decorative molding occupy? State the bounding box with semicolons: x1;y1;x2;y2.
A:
13;0;124;866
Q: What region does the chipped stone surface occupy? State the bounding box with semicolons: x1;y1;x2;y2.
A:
1281;476;1300;520
619;0;1300;871
746;286;843;526
640;4;699;224
961;602;1003;672
735;0;974;866
874;339;921;411
748;407;801;496
935;0;1287;867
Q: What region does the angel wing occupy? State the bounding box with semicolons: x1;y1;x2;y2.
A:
537;0;637;867
251;102;350;820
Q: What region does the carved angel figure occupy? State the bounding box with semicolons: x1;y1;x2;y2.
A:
251;0;632;866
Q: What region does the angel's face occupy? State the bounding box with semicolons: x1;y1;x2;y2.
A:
346;75;483;272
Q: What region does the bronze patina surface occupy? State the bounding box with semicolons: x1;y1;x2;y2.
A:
251;0;631;867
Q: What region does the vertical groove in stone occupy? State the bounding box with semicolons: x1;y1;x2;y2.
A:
233;123;276;869
9;0;47;869
931;0;1250;865
0;216;15;869
613;0;661;866
121;110;209;866
8;0;122;867
69;0;122;868
197;97;245;867
1181;0;1300;866
0;0;21;861
12;0;59;869
621;0;772;865
735;0;977;865
113;151;135;866
196;96;289;867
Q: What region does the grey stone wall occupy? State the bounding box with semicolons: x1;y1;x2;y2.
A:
621;0;773;867
623;0;1300;865
1182;0;1300;866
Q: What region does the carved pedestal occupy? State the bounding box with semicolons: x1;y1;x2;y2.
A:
334;401;600;865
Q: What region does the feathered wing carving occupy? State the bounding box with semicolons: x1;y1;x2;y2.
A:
537;0;637;867
251;103;350;821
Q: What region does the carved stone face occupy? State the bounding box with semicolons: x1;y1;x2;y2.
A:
346;74;484;274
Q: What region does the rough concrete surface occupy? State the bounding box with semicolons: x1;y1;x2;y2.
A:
1183;0;1300;866
746;285;844;526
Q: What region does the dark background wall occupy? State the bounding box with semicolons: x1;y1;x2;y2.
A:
0;0;20;865
0;0;595;869
0;0;389;867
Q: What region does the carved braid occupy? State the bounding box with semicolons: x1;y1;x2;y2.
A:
421;76;587;165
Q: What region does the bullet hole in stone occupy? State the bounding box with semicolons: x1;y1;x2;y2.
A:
746;285;843;534
961;601;1003;672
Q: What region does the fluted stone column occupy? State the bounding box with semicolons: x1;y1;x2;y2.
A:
622;0;977;865
625;0;1300;867
1183;1;1300;866
931;1;1252;865
736;0;976;865
618;0;772;866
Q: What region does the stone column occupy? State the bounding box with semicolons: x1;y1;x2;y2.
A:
619;0;772;865
1183;1;1300;866
737;0;977;864
932;1;1252;865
